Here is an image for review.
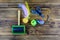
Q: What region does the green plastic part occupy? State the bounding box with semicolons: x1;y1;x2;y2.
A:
12;25;26;35
31;19;37;27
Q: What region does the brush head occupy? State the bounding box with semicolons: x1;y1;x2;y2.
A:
12;25;26;35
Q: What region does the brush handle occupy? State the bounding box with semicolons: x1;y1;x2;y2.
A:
18;10;20;25
18;4;29;18
25;1;30;17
